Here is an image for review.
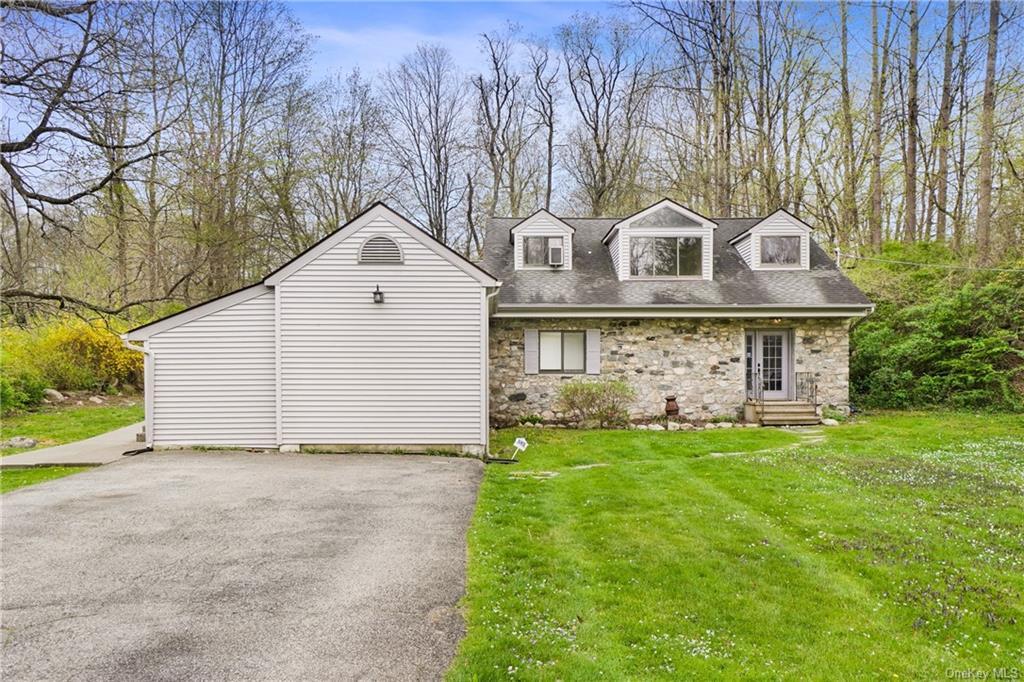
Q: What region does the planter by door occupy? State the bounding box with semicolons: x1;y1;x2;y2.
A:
746;330;791;400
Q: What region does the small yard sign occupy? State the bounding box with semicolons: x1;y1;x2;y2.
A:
513;437;529;457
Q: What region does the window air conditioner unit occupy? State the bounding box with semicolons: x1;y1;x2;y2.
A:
548;242;564;267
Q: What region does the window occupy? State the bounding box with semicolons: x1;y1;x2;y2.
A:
629;236;702;277
539;331;585;373
760;236;801;266
523;236;562;266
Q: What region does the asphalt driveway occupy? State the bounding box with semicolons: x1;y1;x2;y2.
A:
1;451;484;681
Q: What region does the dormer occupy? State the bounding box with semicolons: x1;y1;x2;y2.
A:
511;209;575;270
602;199;717;281
729;209;811;270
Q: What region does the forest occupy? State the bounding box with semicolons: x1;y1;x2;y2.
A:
2;0;1022;412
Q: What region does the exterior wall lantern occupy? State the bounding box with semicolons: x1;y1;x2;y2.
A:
373;284;384;304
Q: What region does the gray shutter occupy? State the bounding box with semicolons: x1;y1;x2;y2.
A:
586;329;601;374
524;329;539;374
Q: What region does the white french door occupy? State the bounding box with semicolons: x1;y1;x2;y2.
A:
746;330;791;400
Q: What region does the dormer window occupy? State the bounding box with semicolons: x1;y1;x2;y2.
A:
729;209;811;270
630;236;702;278
524;236;563;267
759;236;801;266
604;199;717;281
512;210;575;270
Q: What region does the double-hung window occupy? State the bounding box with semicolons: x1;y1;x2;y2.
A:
539;331;585;373
523;236;560;266
759;236;801;266
629;236;702;277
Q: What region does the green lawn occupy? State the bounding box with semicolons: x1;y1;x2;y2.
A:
449;413;1024;679
1;404;143;456
0;466;91;494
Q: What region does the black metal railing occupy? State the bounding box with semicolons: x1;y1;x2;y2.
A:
746;368;764;410
794;372;818;406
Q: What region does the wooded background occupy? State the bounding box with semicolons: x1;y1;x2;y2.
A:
2;0;1022;411
3;0;1022;311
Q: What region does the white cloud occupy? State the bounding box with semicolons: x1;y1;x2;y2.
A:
304;24;490;77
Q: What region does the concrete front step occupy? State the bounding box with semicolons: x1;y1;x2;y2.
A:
760;417;822;426
751;406;819;415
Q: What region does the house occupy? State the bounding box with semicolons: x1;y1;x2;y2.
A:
124;200;872;454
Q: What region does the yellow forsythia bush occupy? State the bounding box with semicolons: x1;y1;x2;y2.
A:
1;319;143;392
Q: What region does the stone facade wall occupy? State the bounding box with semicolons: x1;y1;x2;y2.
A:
489;317;850;425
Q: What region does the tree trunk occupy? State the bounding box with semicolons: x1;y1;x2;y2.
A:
903;1;919;243
868;1;890;252
934;0;956;244
839;0;857;250
976;0;1000;261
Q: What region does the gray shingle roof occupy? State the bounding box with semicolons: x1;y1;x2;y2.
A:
480;216;872;310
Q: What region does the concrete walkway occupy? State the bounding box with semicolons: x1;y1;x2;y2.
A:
0;423;143;468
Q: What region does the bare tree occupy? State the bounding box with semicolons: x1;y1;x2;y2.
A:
0;1;169;223
528;41;560;211
177;0;310;295
382;44;469;244
471;28;537;218
559;14;653;215
309;70;392;239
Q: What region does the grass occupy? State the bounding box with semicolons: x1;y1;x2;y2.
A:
1;404;143;456
0;466;90;494
449;412;1024;679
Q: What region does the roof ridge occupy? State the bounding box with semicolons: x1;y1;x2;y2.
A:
491;215;765;222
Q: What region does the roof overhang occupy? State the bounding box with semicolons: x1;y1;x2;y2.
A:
266;203;498;287
727;208;812;245
125;284;272;340
492;303;875;319
508;209;576;245
125;202;500;340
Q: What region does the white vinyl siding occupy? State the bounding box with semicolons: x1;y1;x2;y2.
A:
147;290;276;447
608;231;621;276
734;235;752;264
513;213;573;270
278;215;485;446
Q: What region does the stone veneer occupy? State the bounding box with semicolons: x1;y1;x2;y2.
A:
489;317;851;425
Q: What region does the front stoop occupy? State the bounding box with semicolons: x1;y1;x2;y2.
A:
744;400;821;426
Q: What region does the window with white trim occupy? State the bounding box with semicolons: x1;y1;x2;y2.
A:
629;236;702;277
539;331;585;373
759;236;801;266
523;236;562;266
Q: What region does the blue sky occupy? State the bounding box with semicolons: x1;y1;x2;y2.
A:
288;1;613;77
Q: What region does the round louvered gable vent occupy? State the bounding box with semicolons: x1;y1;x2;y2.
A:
359;235;403;264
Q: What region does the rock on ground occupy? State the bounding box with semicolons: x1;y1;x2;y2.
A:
2;437;38;449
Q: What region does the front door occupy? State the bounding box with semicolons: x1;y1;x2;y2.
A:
746;330;790;400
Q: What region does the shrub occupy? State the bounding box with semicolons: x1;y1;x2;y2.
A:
1;318;143;395
0;369;47;414
557;379;635;428
848;246;1023;411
